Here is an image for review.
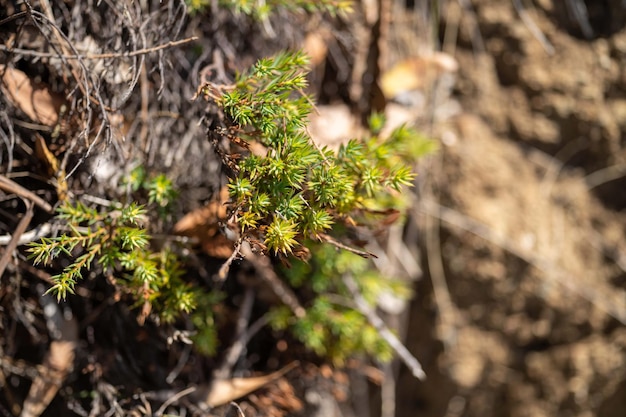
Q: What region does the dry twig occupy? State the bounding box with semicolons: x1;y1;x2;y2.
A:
0;175;53;213
342;274;426;380
0;201;34;278
240;243;306;319
213;287;256;380
0;37;199;60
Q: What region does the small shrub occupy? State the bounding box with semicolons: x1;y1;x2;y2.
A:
31;46;435;364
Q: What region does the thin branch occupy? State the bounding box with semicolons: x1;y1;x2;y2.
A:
0;201;34;277
0;223;53;246
456;0;486;54
25;3;101;177
565;0;594;39
423;176;457;351
318;233;377;258
0;37;199;60
154;386;196;417
512;0;555;55
165;342;192;385
240;243;306;318
213;287;256;380
342;274;426;380
0;10;28;26
0;175;54;213
217;238;243;280
229;402;246;417
419;199;626;324
584;164;626;189
242;313;271;346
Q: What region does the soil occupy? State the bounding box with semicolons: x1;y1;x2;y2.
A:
396;1;626;416
1;1;626;417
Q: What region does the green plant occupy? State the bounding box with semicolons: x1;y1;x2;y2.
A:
29;202;153;301
203;50;419;258
200;50;436;363
187;0;351;18
122;166;178;218
29;198;221;354
29;47;434;366
269;244;414;365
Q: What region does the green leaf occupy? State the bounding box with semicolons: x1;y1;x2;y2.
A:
123;165;146;192
268;305;294;330
117;227;149;250
146;174;176;207
119;203;147;224
368;112;386;135
265;218;299;254
228;177;254;201
361;166;383;196
302;209;333;236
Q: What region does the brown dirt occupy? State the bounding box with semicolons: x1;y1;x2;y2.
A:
397;1;626;416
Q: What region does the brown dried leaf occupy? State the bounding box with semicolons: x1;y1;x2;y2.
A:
267;378;303;411
34;134;68;201
173;186;234;258
303;30;329;67
20;336;77;417
0;65;65;126
380;53;458;99
34;134;60;175
193;362;299;408
308;104;361;150
248;140;268;157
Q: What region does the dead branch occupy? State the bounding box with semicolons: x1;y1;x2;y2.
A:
213;287;256;380
0;201;34;277
240;243;306;319
342;274;426;381
0;175;54;213
0;37;199;60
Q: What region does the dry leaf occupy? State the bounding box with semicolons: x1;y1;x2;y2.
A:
173;186;234;258
34;134;60;176
19;341;75;417
0;65;65;126
192;362;299;408
380;53;458;100
20;315;77;417
303;31;329;67
308;104;361;150
34;134;68;201
248;140;268;157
